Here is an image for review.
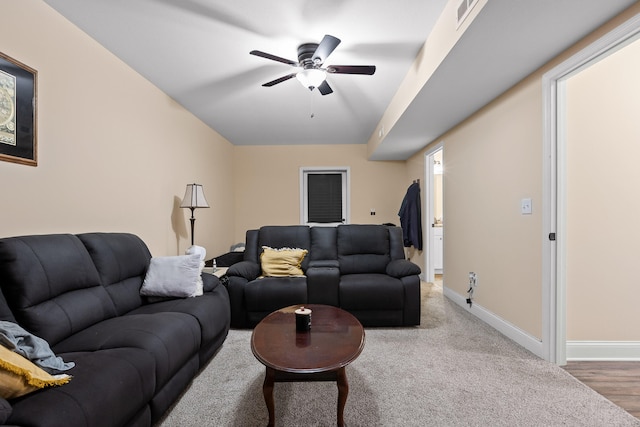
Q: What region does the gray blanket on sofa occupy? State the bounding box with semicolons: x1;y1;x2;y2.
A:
0;321;75;373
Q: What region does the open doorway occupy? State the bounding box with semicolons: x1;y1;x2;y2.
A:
564;34;640;362
542;14;640;364
425;142;444;284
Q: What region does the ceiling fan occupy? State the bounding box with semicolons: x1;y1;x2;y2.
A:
250;34;376;95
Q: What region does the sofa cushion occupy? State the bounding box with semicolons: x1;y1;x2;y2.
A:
244;230;260;264
337;225;391;274
245;277;307;313
260;246;308;277
6;348;155;427
387;226;407;260
339;274;404;310
257;226;311;270
52;312;201;391
0;290;15;323
0;234;116;346
310;226;337;261
129;289;230;360
77;233;151;315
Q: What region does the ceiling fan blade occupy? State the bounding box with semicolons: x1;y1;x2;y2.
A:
317;80;333;96
327;65;376;75
262;73;297;87
250;50;298;66
312;35;341;64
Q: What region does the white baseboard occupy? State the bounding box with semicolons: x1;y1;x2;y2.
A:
441;287;640;362
443;286;545;359
566;341;640;361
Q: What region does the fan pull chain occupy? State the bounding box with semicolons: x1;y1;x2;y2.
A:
309;89;315;119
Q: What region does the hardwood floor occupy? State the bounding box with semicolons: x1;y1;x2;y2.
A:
563;361;640;420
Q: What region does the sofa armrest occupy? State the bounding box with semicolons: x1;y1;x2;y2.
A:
201;272;221;292
227;261;261;281
386;259;421;278
226;261;261;328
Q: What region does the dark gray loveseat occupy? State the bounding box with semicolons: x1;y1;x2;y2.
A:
0;232;231;427
227;224;421;328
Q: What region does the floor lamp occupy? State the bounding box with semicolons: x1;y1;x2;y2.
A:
180;183;210;246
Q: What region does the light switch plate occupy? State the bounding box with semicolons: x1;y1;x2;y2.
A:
521;198;532;215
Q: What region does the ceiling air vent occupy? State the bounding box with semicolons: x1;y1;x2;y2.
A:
457;0;479;28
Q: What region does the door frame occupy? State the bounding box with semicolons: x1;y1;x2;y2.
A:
542;13;640;364
424;141;444;283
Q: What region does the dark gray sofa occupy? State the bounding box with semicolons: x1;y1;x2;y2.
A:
0;232;231;427
227;224;421;328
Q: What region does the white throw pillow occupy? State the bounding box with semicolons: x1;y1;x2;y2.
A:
186;245;206;261
185;245;207;296
140;254;202;298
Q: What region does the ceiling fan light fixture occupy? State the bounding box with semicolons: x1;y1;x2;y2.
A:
296;68;327;90
251;34;374;95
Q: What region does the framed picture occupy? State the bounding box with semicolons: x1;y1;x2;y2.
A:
0;52;37;166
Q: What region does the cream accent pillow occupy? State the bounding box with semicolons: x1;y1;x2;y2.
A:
0;345;71;399
260;246;308;277
140;254;203;298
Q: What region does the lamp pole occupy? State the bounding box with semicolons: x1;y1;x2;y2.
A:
188;207;196;246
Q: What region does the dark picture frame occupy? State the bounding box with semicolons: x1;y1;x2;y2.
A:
0;52;37;166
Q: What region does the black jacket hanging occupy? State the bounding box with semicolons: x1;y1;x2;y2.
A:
398;182;423;250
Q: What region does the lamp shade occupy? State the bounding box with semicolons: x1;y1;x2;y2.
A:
296;68;327;90
180;184;210;209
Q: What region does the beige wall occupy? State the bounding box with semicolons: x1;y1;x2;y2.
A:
441;77;544;338
368;0;488;155
407;76;547;339
0;0;235;257
232;144;409;243
565;36;640;341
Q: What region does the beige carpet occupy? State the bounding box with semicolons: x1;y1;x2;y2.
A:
158;282;640;426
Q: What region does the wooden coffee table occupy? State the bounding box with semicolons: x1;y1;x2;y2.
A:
251;304;365;427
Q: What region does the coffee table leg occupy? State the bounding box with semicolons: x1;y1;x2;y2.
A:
263;367;276;427
336;367;348;427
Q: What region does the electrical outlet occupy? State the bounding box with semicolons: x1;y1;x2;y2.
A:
467;272;477;307
469;272;477;287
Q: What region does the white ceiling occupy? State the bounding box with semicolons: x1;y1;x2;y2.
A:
43;0;637;160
